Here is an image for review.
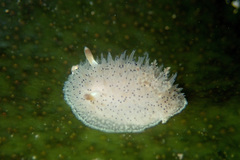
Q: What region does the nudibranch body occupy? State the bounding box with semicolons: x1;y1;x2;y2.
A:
63;47;187;133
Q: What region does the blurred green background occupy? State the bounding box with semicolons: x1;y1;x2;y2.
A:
0;0;239;159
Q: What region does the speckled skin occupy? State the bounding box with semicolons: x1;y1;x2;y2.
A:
63;49;187;132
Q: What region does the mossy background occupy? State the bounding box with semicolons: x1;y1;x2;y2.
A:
0;0;240;159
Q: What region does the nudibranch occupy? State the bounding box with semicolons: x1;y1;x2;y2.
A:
63;47;187;133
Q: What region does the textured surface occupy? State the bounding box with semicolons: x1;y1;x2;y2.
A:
63;51;187;132
0;0;240;159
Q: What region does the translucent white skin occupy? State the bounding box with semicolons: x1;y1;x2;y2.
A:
63;47;187;133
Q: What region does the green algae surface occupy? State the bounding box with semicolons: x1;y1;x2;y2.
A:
0;0;240;159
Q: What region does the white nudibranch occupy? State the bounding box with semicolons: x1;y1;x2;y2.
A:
63;47;187;133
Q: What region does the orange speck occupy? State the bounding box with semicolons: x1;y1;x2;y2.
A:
84;94;95;101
